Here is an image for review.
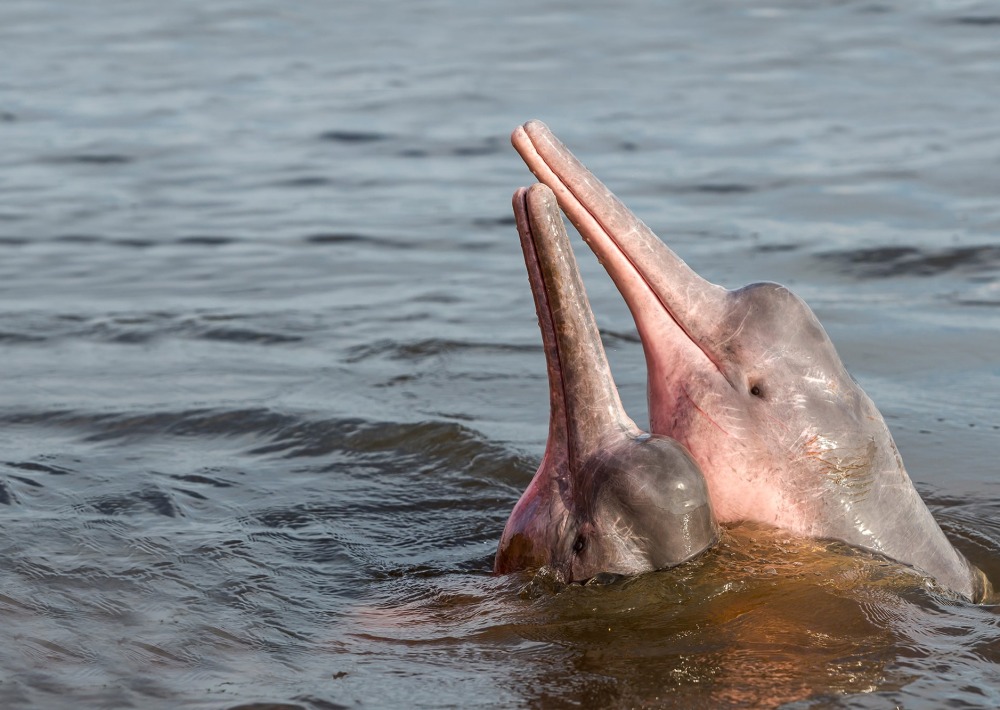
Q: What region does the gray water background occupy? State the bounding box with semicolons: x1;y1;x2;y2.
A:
2;1;1000;707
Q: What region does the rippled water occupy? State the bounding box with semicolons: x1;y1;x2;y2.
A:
2;1;999;707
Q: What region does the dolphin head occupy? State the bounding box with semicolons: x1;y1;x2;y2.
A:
640;276;893;532
495;184;717;583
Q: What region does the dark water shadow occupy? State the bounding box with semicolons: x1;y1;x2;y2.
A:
822;244;1000;278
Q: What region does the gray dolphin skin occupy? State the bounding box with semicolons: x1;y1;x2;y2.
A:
494;184;718;583
511;120;992;602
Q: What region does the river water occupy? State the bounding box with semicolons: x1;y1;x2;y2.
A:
1;1;999;707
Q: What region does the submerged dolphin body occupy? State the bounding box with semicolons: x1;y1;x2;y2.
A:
495;184;718;583
512;121;991;602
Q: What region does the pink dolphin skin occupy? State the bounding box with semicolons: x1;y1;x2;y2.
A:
495;184;717;583
511;120;991;602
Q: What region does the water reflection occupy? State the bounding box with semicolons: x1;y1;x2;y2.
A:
351;526;986;708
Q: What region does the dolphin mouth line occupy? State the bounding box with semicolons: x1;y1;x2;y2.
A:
514;187;579;472
513;126;735;391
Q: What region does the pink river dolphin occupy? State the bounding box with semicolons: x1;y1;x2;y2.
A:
508;120;990;602
495;183;718;583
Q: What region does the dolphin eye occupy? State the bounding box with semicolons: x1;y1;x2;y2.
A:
573;535;587;555
750;384;763;397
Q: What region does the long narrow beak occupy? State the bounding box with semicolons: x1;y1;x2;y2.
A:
513;183;638;472
512;120;734;381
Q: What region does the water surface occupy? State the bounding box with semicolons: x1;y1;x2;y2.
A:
2;1;999;707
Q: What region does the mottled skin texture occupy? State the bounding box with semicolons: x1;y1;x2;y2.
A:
494;185;717;583
512;121;991;602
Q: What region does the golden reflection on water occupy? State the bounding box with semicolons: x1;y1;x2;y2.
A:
355;524;946;708
508;525;918;708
